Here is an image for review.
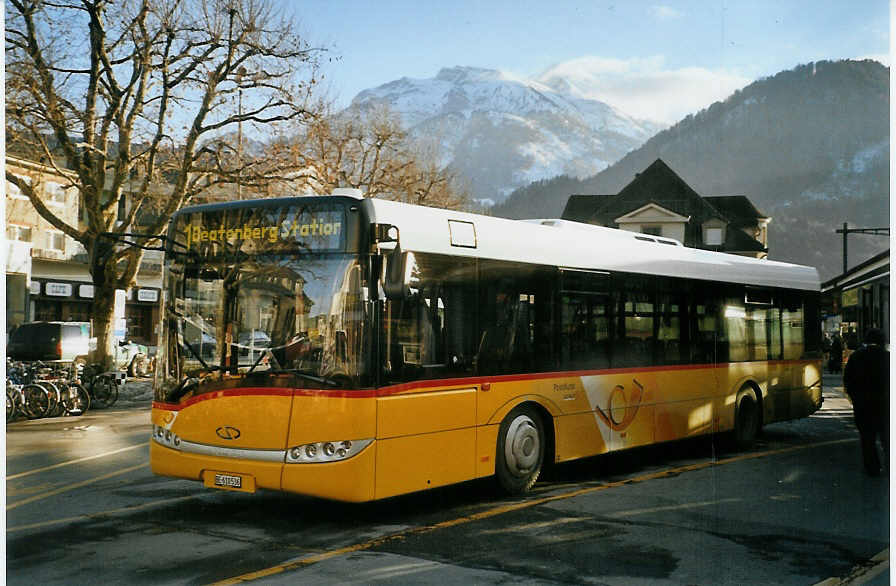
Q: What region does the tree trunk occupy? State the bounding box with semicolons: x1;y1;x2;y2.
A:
90;278;118;371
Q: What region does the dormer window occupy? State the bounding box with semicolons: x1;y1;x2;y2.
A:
614;203;689;243
705;227;723;245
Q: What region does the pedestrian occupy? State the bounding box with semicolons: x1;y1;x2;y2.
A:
843;328;889;476
829;334;843;373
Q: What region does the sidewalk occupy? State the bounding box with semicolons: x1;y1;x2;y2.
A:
115;376;154;407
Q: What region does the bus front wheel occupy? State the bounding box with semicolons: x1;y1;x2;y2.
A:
496;405;545;495
733;387;760;449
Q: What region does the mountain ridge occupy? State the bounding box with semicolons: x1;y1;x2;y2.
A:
346;65;664;203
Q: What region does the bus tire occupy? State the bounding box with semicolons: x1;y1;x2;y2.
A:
733;387;760;449
496;405;545;495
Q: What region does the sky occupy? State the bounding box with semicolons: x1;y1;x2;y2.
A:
285;1;890;125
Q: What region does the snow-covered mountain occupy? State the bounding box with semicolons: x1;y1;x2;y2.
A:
347;66;664;204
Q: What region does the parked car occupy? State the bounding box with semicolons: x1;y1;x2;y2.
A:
7;321;90;363
6;321;153;376
238;329;271;363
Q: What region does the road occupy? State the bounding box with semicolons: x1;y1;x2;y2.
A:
6;374;889;585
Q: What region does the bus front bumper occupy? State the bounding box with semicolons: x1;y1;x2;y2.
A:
150;439;377;503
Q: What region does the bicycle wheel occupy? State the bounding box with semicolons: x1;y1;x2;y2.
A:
21;384;50;419
62;383;90;415
41;381;63;417
90;375;119;409
7;386;17;423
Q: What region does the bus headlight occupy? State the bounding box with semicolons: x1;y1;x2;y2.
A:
152;425;181;450
285;438;372;463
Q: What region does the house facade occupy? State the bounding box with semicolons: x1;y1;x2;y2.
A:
561;159;770;258
5;156;163;345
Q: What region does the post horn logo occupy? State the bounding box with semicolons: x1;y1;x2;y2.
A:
595;378;644;431
215;426;241;440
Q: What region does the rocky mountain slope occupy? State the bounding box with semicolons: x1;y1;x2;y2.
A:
347;66;663;204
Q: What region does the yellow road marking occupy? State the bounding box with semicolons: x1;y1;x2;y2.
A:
7;495;198;532
7;443;147;480
213;437;858;585
6;463;148;510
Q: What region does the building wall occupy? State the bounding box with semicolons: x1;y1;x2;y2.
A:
5;158;163;347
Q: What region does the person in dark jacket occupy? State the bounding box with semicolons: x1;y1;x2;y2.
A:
829;334;843;373
843;328;889;476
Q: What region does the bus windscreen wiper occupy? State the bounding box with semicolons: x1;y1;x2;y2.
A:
181;338;222;374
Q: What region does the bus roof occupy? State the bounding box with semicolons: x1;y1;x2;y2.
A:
364;197;820;292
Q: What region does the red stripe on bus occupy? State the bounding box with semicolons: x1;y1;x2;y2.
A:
375;359;817;396
152;359;818;410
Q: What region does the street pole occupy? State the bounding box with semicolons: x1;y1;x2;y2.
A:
237;66;245;201
842;222;847;274
835;223;889;274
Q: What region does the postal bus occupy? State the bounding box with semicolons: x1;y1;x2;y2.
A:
150;190;822;501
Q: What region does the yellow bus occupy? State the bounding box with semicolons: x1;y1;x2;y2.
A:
151;191;822;501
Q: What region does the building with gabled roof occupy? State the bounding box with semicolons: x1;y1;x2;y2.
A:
561;159;770;259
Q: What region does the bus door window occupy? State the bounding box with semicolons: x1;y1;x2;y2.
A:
382;254;478;383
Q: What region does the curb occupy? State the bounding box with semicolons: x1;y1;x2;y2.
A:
815;549;889;585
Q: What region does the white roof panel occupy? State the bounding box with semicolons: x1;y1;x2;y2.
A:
364;198;820;292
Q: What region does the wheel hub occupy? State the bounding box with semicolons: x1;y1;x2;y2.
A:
504;415;540;477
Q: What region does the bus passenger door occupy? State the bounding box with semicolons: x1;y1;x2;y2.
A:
376;254;480;499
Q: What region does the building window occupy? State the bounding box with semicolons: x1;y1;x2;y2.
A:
45;182;67;205
47;231;65;251
705;227;723;246
7;224;32;242
7;178;31;200
641;225;662;237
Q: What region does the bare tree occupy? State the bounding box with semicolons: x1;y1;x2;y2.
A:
6;0;324;366
266;105;471;209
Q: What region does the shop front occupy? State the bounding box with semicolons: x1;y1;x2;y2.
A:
28;278;161;346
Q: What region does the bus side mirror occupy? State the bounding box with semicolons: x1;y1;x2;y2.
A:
383;246;410;300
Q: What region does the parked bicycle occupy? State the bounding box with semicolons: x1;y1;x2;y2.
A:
6;360;91;421
7;361;52;420
80;363;122;409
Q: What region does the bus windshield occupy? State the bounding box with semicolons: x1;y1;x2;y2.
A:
156;201;371;400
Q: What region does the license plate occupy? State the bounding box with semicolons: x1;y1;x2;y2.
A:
215;473;242;488
203;471;256;493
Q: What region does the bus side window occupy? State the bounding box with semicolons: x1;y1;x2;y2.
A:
782;296;805;359
559;270;611;371
656;283;686;365
476;261;543;375
617;277;655;368
689;289;718;365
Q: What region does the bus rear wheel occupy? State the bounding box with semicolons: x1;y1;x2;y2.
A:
496;405;545;495
733;387;760;449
